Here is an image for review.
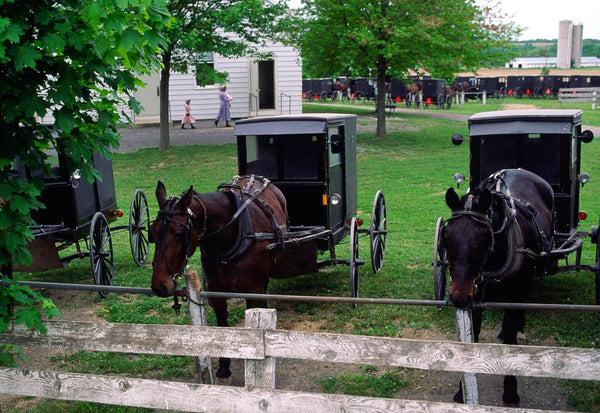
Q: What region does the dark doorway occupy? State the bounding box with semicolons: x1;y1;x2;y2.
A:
258;60;275;109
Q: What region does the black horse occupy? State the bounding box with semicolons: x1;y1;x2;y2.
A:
443;169;554;406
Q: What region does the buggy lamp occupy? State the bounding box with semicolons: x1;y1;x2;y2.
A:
578;172;590;186
70;169;82;188
451;133;465;146
453;173;465;188
108;210;124;218
348;217;364;227
328;193;342;206
579;211;588;221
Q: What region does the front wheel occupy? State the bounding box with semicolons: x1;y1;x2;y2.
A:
369;190;387;273
433;217;448;302
129;188;150;266
349;217;360;306
90;212;114;297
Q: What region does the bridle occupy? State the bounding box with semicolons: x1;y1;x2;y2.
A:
155;197;207;284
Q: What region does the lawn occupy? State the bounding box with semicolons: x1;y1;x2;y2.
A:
9;98;600;412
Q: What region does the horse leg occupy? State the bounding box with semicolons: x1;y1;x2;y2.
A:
498;309;522;406
453;308;484;403
211;297;232;378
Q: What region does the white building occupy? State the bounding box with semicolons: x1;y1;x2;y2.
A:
130;41;302;125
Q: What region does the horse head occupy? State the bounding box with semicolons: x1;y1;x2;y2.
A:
443;187;494;308
150;181;202;297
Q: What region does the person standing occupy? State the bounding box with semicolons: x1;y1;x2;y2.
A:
215;86;233;127
181;99;195;129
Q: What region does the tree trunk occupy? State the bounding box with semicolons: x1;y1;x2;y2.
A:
375;62;387;138
159;53;172;151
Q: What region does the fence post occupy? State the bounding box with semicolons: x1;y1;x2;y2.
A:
455;309;479;405
185;271;214;385
482;90;487;105
245;308;277;390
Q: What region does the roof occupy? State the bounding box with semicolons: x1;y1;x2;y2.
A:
468;109;582;136
234;114;357;136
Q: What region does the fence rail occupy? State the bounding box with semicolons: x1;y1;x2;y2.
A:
558;87;600;109
1;309;599;412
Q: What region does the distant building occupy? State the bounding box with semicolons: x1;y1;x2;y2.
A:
506;57;557;69
557;20;583;69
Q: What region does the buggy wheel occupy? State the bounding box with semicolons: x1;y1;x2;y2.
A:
90;212;114;297
349;217;360;306
369;190;387;273
433;217;448;302
445;95;453;109
129;188;150;266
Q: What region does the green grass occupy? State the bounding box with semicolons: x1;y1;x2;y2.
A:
10;98;600;412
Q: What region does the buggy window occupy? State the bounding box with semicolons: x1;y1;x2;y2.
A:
243;135;320;180
245;135;277;179
281;135;319;179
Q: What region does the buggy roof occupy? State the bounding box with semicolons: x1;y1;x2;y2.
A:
468;109;582;136
234;114;356;136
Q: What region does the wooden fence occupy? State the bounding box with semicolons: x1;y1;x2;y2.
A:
2;305;600;412
558;87;600;109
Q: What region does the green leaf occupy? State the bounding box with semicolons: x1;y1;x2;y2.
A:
13;43;41;69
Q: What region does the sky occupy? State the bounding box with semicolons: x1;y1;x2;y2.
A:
495;0;600;40
288;0;600;41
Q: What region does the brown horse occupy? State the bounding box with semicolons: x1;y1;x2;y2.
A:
150;175;288;378
443;169;554;405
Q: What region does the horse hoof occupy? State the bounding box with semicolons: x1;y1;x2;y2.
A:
216;367;232;378
502;402;520;408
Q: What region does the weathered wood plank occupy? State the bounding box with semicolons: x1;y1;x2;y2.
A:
0;321;264;360
264;330;600;381
185;271;214;384
3;317;599;382
245;309;277;390
0;367;565;413
455;309;478;405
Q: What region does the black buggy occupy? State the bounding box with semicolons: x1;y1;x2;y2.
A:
433;109;599;306
234;114;387;299
14;147;150;296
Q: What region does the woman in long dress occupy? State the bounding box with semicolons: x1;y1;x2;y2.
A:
181;99;195;129
215;86;233;127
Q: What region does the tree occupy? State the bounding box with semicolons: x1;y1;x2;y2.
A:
300;0;521;137
157;0;294;151
0;0;170;365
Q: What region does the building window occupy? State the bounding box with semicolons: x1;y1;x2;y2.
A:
195;52;214;87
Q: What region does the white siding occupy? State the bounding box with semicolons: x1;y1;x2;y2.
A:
137;40;302;124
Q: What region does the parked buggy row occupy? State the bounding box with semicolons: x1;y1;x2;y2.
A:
11;111;599;310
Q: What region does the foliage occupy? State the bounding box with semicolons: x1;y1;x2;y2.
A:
513;39;600;58
0;0;170;364
299;0;521;137
0;278;60;366
156;0;297;150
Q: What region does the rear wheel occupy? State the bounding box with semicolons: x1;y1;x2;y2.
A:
369;191;387;273
90;212;114;297
433;217;448;302
129;188;150;266
349;217;360;305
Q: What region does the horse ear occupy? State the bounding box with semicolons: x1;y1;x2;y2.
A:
156;181;167;209
445;187;461;211
479;189;492;211
180;185;195;208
